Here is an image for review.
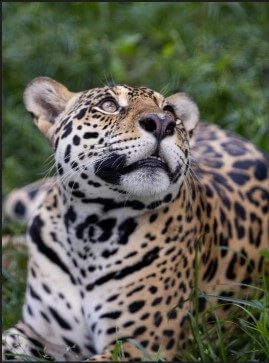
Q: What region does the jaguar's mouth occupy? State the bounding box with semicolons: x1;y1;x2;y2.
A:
121;155;169;175
94;152;182;185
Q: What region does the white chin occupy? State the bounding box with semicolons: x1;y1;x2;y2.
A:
120;168;170;197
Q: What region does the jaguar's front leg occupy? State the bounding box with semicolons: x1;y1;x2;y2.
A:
2;321;53;361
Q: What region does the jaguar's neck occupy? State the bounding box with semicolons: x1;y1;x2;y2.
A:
57;179;183;222
56;176;208;249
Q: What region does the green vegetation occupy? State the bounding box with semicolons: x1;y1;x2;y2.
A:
2;245;27;330
3;2;269;194
3;2;269;362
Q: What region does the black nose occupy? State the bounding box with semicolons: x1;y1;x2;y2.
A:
139;113;176;140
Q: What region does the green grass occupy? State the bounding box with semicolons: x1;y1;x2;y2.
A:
2;245;28;330
179;282;269;361
3;2;269;195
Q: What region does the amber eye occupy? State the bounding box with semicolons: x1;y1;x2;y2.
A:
99;98;119;113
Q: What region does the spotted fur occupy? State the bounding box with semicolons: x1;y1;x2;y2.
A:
2;77;269;361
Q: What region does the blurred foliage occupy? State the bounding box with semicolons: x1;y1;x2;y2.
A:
2;246;27;329
3;2;269;195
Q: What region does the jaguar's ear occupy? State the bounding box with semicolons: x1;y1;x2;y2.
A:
165;92;199;134
23;77;75;138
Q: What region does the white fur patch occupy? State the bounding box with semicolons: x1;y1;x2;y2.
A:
120;168;170;196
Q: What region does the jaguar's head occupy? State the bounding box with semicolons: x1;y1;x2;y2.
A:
24;77;199;204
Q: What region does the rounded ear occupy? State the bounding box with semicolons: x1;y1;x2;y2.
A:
165;92;199;133
23;77;75;138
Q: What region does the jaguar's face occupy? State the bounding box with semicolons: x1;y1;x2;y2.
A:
24;78;199;202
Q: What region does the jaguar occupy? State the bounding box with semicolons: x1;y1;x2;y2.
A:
2;76;269;361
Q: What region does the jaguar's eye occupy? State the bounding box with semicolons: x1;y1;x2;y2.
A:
163;105;176;120
99;99;119;113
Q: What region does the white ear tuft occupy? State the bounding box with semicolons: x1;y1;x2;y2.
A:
166;92;199;133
